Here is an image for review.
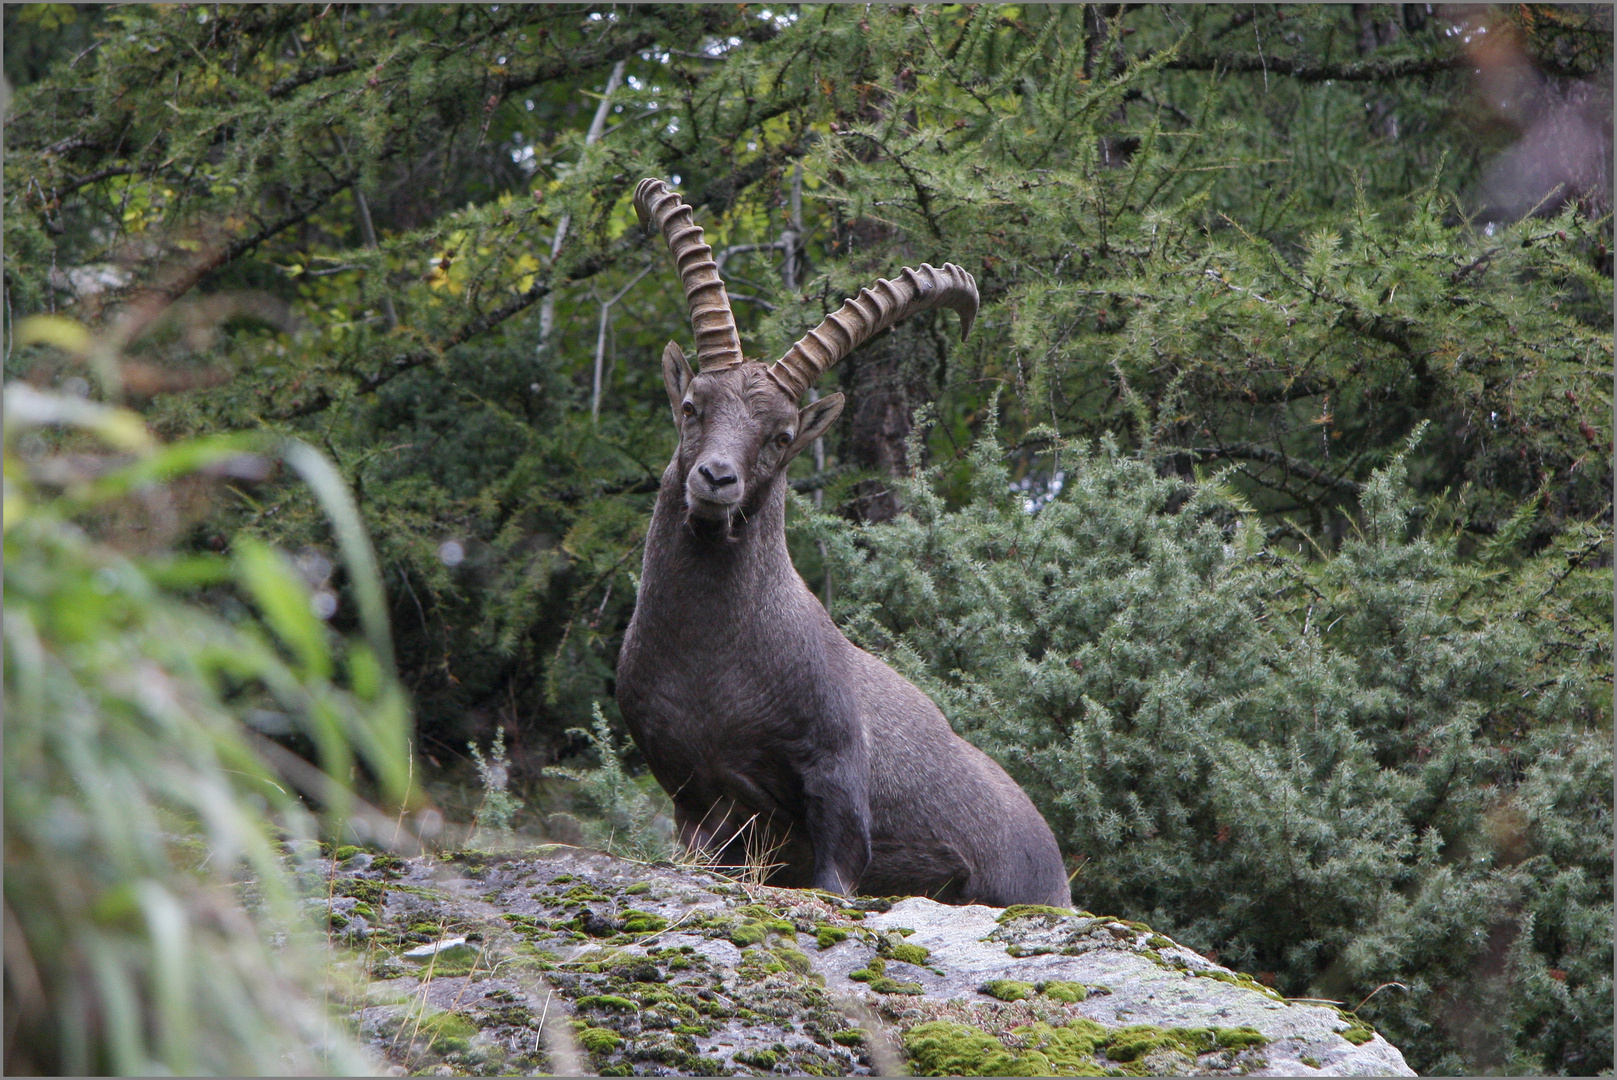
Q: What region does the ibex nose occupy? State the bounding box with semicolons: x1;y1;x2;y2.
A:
698;461;738;489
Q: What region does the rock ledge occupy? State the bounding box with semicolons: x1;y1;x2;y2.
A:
317;845;1414;1076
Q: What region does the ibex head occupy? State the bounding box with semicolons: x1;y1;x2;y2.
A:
634;177;977;527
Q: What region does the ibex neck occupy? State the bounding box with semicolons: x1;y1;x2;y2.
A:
639;464;796;599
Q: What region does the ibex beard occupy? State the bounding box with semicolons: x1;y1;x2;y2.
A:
615;178;1071;908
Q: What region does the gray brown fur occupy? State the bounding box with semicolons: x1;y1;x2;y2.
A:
616;344;1071;907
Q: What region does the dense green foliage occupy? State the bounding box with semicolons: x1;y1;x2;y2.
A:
802;423;1610;1074
7;4;1608;764
4;3;1610;1074
3;370;412;1072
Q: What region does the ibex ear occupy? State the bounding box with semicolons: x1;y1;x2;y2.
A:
661;341;695;425
784;392;844;465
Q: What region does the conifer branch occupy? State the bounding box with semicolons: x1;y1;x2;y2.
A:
267;60;361;99
1175;443;1364;496
1158;50;1470;83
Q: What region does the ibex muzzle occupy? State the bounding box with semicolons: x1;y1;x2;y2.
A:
616;178;1070;906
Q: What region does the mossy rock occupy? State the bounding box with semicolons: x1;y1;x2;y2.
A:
814;925;850;949
729;917;792;946
1190;967;1286;1001
607;955;664;983
849;956;923;995
1334;1009;1375;1045
735;1048;778;1069
886;941;931;966
333;845;363;862
996;904;1075;923
335;877;386;905
981;979;1037;1002
769;941;813;975
576;1025;622;1054
1103;1024;1185;1063
1105;1023;1269;1062
575;994;639;1012
623;881;652;895
850;897;895;913
422;1011;480;1054
620;909;668;934
1147;934;1175;949
563;883;610;902
1212;1026;1269;1051
1039;980;1089;1003
831;1028;867;1046
905;1019;1106;1077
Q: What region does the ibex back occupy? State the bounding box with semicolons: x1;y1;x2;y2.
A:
616;178;1070;907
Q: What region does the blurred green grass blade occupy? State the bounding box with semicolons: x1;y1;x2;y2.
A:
281;438;411;802
77;432;260;500
233;537;333;682
280;439;394;678
136;880;195;1075
136;553;236;589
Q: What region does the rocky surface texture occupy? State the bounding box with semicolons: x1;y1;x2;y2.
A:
313;844;1415;1076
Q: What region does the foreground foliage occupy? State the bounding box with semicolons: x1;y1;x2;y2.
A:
3;373;412;1073
801;425;1611;1075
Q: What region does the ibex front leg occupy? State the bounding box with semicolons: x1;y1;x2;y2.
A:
798;747;873;896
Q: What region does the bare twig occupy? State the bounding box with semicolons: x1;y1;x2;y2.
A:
1353;982;1409;1013
592;261;654;422
538;58;626;364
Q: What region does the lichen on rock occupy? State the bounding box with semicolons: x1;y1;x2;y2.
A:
314;845;1415;1076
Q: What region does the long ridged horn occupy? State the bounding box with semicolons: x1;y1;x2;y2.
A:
634;177;744;370
768;262;978;400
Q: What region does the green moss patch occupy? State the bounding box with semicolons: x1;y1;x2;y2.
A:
848;956;922;995
1039;980;1089;1003
1334;1009;1375;1045
831;1028;867;1046
996;904;1075;923
772;942;814;975
981;979;1037;1002
883;940;932;967
335;877;386;905
421;1011;479;1054
903;1017;1268;1076
574;994;639;1012
815;925;850;949
620;910;668;934
1190;967;1287;1001
735;1048;777;1069
727;915;794;947
905;1019;1108;1076
576;1025;623;1054
623;881;652;895
562;883;610;902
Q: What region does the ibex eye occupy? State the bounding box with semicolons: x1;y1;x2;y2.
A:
777;431;792;447
682;401;696;417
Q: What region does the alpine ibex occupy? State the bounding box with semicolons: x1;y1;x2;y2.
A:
615;178;1069;907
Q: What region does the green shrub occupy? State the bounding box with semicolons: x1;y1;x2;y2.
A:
543;703;673;861
803;424;1611;1075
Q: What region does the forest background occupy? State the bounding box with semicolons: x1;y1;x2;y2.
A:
3;3;1611;1076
